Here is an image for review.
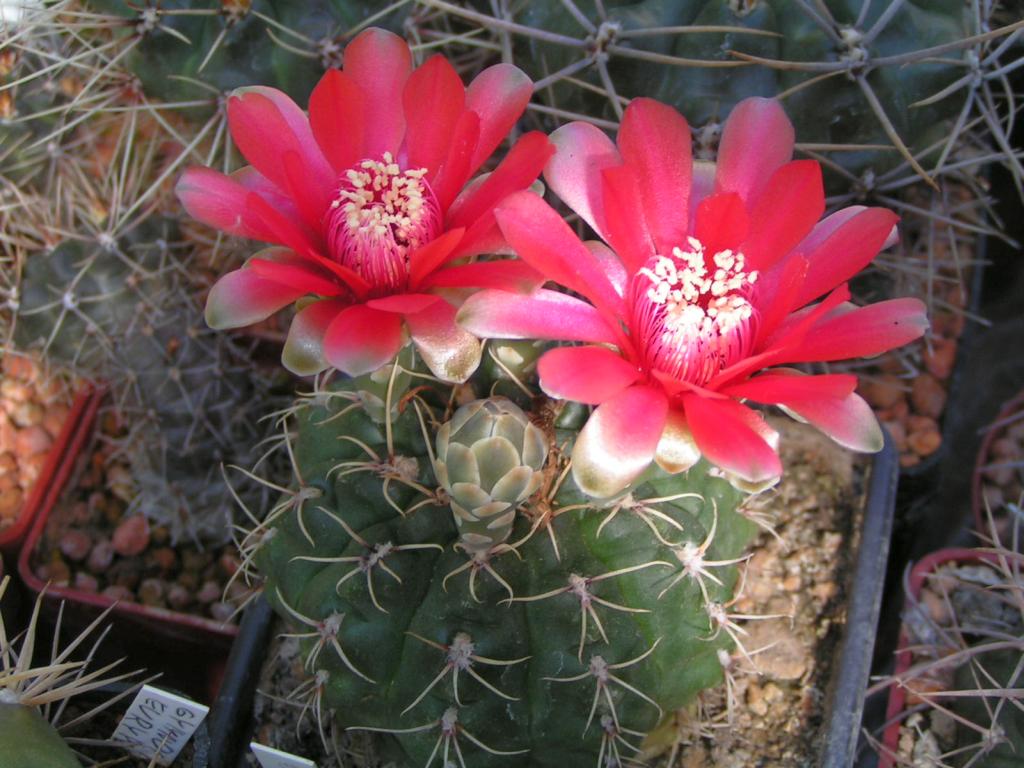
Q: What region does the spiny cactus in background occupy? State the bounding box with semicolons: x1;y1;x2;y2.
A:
0;576;141;768
428;0;1023;191
82;0;412;111
252;370;755;766
12;221;283;543
877;516;1024;768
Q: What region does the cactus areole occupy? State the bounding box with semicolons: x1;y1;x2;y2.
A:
184;29;928;768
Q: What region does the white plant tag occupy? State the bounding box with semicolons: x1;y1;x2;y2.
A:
251;742;318;768
110;684;209;766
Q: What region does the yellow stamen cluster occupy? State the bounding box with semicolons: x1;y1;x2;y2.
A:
634;237;759;384
326;152;441;293
639;237;758;346
332;152;431;254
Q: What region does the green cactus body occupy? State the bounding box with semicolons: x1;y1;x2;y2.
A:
84;0;410;112
0;702;81;768
517;0;972;180
258;375;756;765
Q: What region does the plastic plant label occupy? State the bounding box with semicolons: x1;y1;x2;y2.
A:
110;684;209;766
251;742;318;768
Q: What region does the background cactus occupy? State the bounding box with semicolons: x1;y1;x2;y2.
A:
439;0;1022;187
12;220;281;543
0;576;140;768
253;363;756;765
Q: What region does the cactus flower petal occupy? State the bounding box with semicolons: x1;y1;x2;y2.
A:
403;55;466;179
538;346;641;405
544;121;621;241
204;265;307;330
494;190;626;323
741;160;824;271
777;298;929;363
465;63;534;174
572;384;669;498
654;409;701;474
422;260;545;293
309;69;367;172
714;97;795;206
682;394;782;485
617;97;692;255
341;27;412;158
281;298;348;376
787;207;901;308
226;87;335;207
458;289;618;345
323;304;405;377
405;300;481;384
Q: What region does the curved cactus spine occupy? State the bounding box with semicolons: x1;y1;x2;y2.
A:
253;361;757;766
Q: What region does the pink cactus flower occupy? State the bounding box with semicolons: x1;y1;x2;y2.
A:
459;97;928;497
177;28;551;382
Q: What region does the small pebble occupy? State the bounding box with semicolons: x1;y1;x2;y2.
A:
167;584;192;611
197;580;222;605
0;452;16;477
15;425;52;456
861;375;904;409
45;557;71;585
102;585;133;602
18;451;48;487
911;374;947;420
10;401;43;428
177;571;199;591
41;406;69;439
0;488;22;521
907;428;942;457
923;339;956;380
58;530;92;562
86;539;115;574
226;579;250;602
149;547;177;573
69;501;91;525
883;420;907;452
218;552;241;578
108;559;142;590
151;525;170;546
73;572;99;592
138;578;165;607
112;515;149;557
920;586;950;625
182;549;213;572
209;602;236;623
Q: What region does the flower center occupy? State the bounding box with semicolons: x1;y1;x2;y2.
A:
631;236;758;385
326;152;442;294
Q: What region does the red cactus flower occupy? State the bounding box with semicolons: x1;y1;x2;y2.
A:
459;97;928;497
177;28;552;382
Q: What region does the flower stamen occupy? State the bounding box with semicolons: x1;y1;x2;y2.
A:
327;152;442;293
633;237;759;385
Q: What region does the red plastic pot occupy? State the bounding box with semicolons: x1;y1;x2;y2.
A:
971;388;1024;533
0;388;94;561
16;389;237;702
878;548;1007;768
